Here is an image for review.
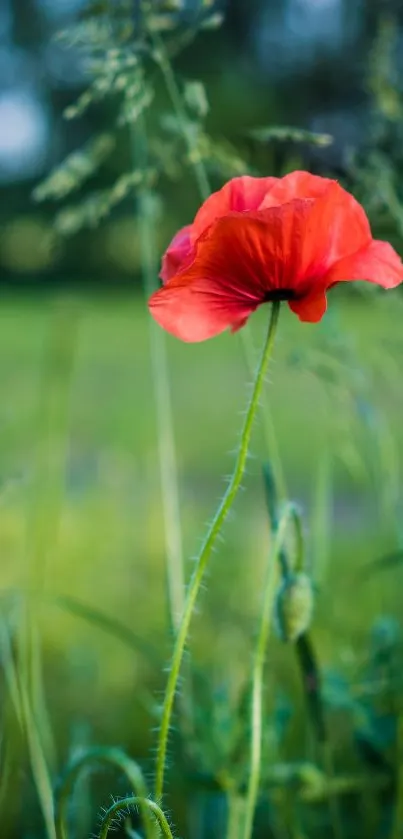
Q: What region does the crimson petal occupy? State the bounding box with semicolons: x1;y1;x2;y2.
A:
160;225;193;283
149;274;259;342
323;239;403;290
191;175;276;243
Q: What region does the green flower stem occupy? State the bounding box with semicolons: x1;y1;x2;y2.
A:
98;797;174;839
242;503;294;839
240;327;288;501
55;748;153;839
295;633;326;748
155;301;281;802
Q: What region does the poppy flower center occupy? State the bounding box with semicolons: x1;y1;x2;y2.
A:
264;289;297;302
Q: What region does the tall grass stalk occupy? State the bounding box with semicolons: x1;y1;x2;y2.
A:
311;449;332;583
8;298;78;839
0;621;56;839
155;301;281;802
151;29;211;202
132;116;185;635
20;298;79;766
25;297;78;591
391;712;403;839
310;453;342;839
242;504;293;839
226;792;245;839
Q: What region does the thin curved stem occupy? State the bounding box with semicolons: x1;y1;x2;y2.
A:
242;504;294;839
155;301;281;802
55;748;153;839
151;30;210;202
241;326;288;502
98;796;174;839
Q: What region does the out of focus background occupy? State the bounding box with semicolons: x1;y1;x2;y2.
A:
2;1;403;838
3;0;403;284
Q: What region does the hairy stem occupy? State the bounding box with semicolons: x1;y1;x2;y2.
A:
55;748;153;839
155;301;281;802
98;797;174;839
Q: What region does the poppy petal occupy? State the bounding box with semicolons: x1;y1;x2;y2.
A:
160;225;193;283
262;178;371;269
177;202;318;300
323;239;403;289
189;184;373;301
230;314;249;333
149;276;259;342
191;175;276;243
150;202;316;341
288;292;327;322
260;170;334;209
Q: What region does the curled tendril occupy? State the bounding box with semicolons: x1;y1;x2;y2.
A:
55;747;153;839
98;796;175;839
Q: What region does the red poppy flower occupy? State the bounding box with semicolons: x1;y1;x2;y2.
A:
149;171;403;342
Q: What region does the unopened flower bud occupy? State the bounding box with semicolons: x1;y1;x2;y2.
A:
275;572;314;642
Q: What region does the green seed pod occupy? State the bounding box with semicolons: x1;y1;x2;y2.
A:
275;572;314;642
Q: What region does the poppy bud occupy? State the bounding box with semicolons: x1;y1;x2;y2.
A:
275;573;314;642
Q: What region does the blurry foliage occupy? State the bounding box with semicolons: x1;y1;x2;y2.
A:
245;126;333;147
28;6;403;290
34;0;228;245
3;4;403;839
33;0;334;256
1;218;57;274
33;135;116;202
0;290;403;837
347;15;403;245
4;1;403;284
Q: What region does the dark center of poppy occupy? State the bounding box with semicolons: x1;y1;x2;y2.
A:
264;289;297;302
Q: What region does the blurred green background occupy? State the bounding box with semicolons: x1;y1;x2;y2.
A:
2;1;403;838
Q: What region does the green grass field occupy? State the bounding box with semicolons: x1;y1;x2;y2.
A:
1;289;403;838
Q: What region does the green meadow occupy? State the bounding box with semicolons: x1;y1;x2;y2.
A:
1;289;403;836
